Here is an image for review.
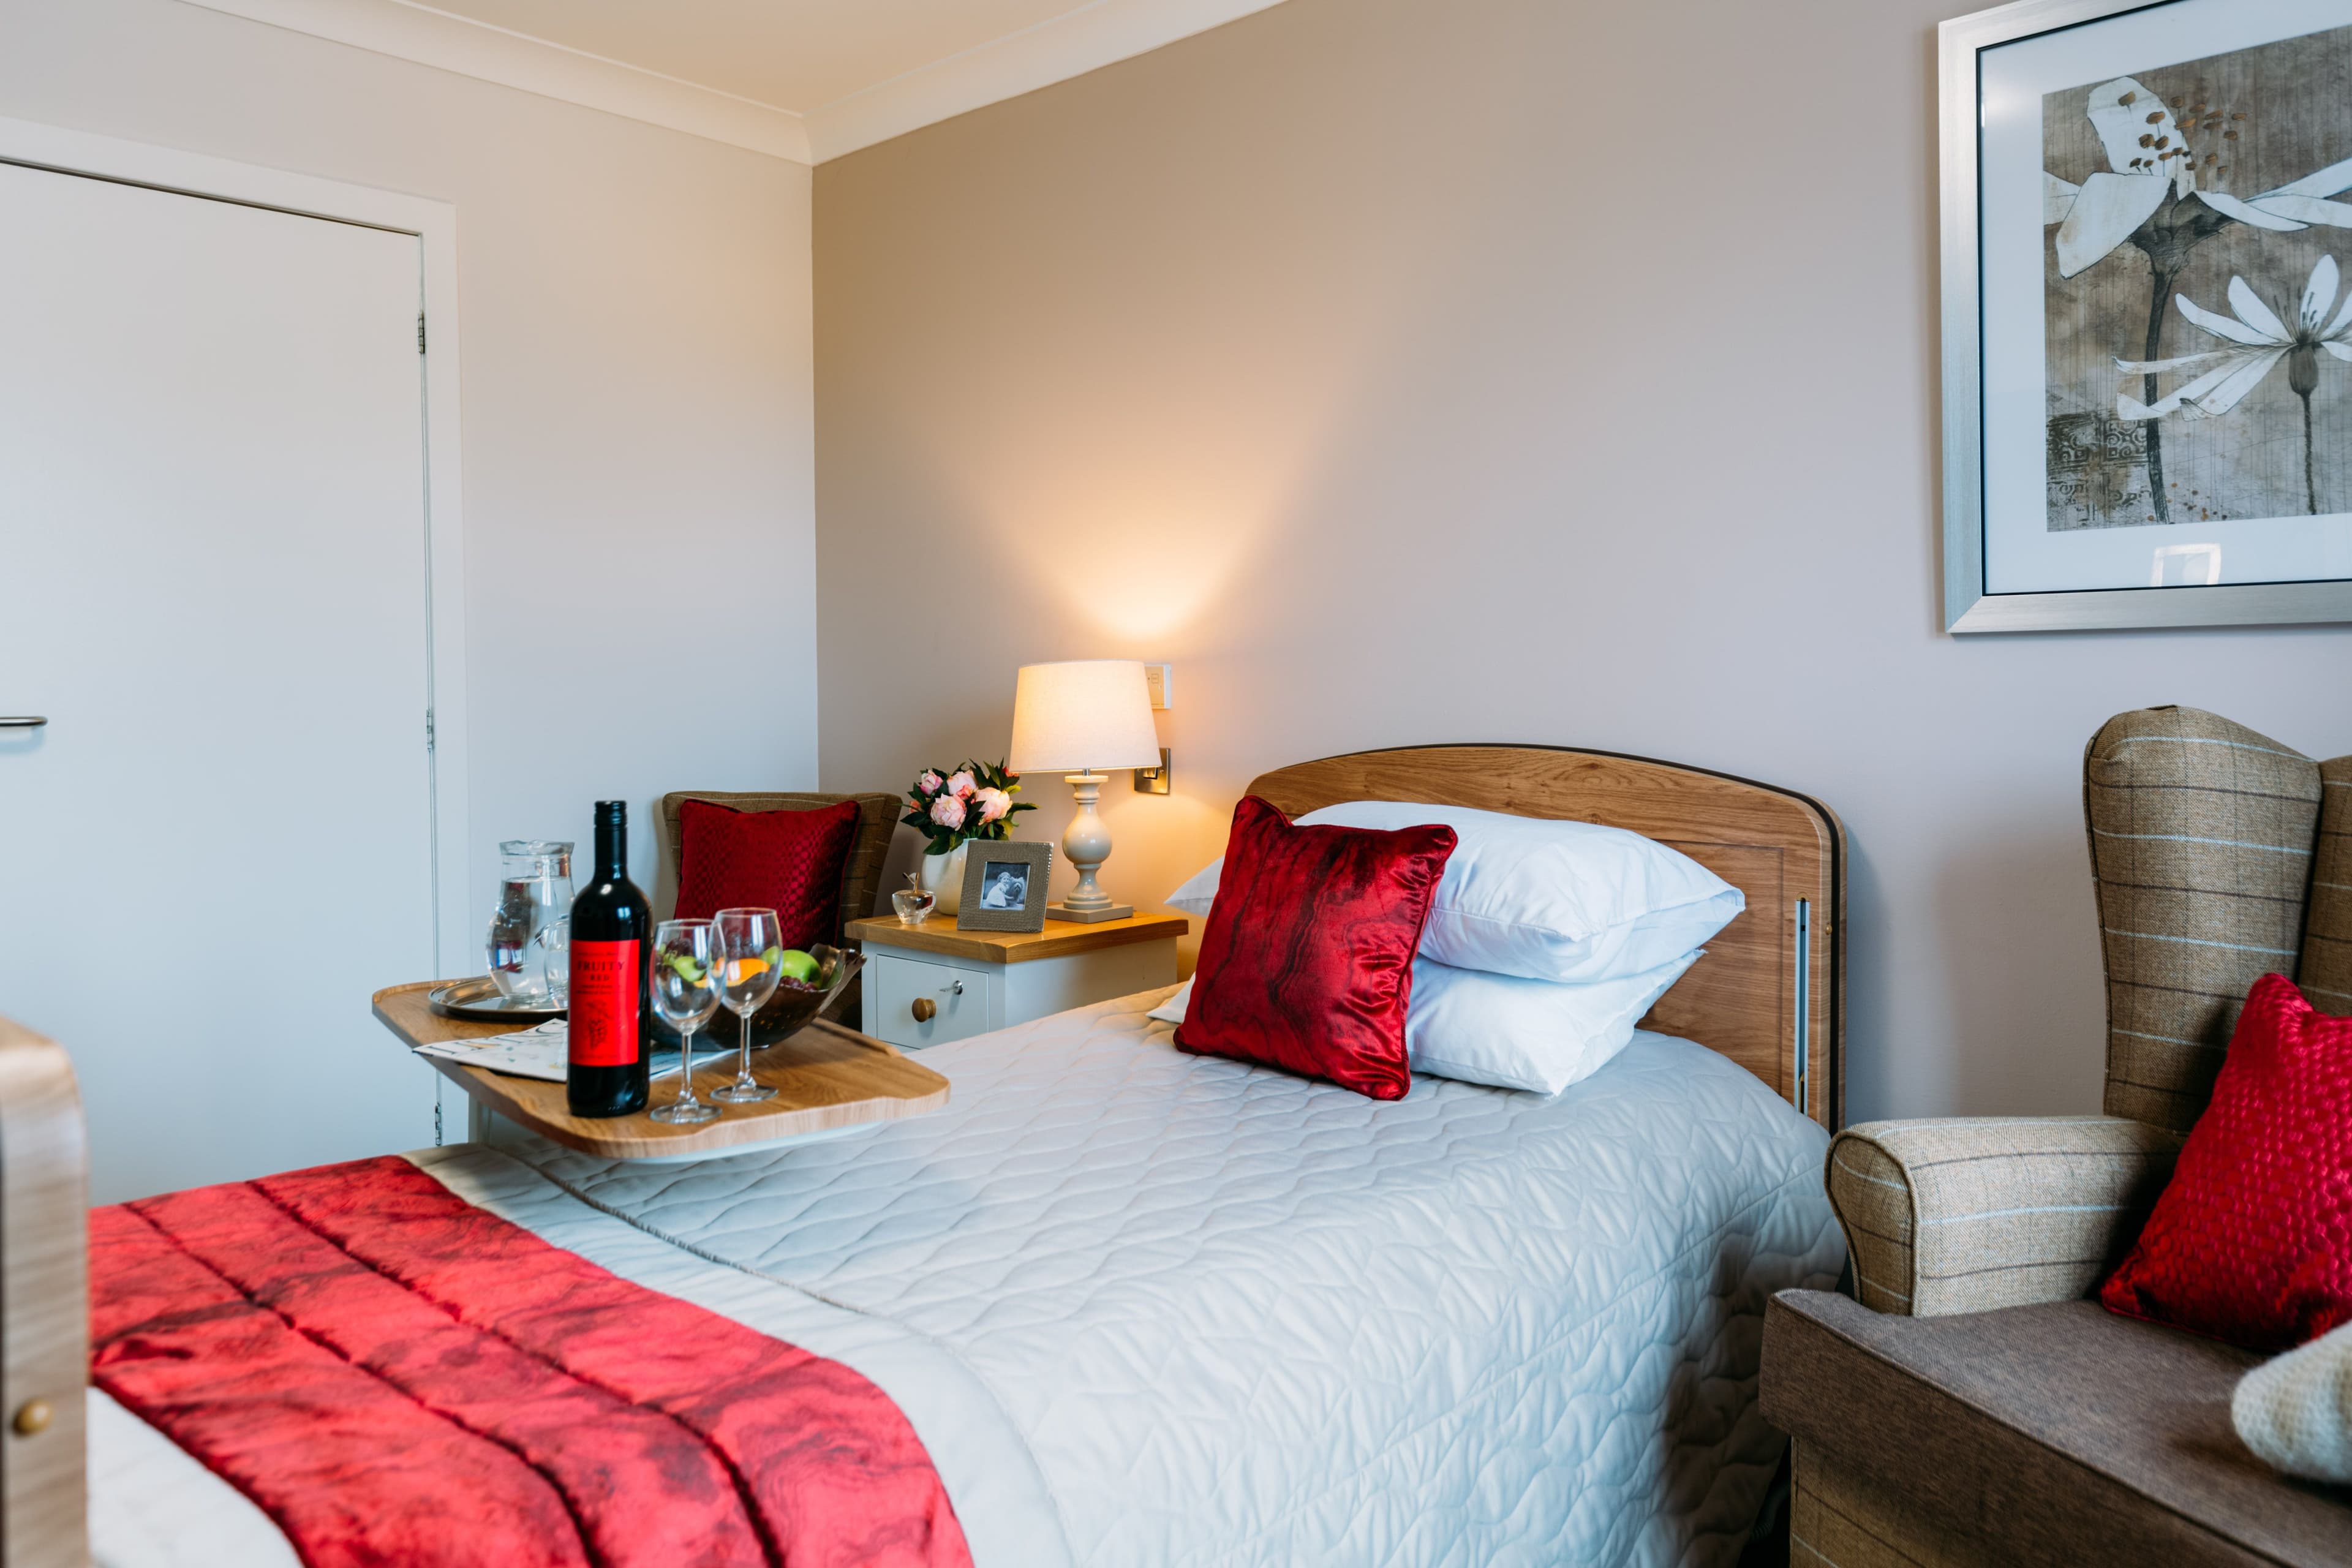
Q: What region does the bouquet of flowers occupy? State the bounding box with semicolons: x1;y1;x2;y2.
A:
903;760;1035;855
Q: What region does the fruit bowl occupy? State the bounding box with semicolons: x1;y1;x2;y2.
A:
744;942;865;1048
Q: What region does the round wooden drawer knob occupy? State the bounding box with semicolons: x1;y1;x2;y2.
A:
13;1398;53;1436
911;997;937;1023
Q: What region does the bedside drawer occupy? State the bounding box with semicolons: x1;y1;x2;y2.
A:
870;953;993;1050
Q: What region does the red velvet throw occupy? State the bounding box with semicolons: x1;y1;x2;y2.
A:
2101;973;2352;1352
674;797;862;944
1174;794;1456;1100
90;1156;971;1568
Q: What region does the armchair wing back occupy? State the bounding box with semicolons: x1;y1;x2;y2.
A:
2084;706;2325;1131
1828;706;2352;1320
2304;755;2352;1016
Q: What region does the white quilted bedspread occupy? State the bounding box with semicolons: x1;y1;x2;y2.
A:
92;987;1841;1568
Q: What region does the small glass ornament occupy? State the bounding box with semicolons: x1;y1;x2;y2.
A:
891;872;938;926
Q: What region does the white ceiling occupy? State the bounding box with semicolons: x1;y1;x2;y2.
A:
184;0;1289;163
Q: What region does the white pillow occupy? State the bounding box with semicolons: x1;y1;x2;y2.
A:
1163;800;1742;983
1145;949;1700;1096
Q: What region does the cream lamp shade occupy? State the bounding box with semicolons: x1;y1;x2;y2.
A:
1007;660;1161;775
1006;660;1162;923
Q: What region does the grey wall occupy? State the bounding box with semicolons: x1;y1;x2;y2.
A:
813;0;2352;1121
3;0;818;917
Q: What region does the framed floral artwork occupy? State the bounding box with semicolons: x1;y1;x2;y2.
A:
1943;0;2352;630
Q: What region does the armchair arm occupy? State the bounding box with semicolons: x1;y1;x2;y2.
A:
1827;1116;2180;1317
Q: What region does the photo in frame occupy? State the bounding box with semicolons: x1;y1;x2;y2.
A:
1943;0;2352;630
955;840;1054;933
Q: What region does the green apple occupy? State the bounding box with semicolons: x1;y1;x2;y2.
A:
774;949;820;984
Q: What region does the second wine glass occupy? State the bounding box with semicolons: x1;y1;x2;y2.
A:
646;918;722;1125
712;907;783;1104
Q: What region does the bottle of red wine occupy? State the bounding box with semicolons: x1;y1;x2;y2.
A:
567;800;650;1117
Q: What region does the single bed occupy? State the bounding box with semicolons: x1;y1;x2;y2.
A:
6;744;1849;1568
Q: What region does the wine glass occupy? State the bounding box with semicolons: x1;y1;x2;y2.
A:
710;907;783;1104
646;919;722;1125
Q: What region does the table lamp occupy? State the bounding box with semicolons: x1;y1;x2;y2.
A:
1007;660;1163;922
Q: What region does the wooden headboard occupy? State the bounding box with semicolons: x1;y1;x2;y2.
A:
1245;745;1845;1128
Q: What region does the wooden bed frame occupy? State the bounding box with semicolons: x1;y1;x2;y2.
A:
1246;744;1844;1128
0;742;1841;1567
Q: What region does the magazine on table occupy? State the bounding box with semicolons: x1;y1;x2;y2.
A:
412;1020;684;1082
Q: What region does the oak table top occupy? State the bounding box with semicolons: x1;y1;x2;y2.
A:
844;911;1186;965
372;980;950;1161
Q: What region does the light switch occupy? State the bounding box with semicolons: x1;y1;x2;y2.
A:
1144;663;1172;710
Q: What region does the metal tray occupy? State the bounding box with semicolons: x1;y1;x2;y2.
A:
426;974;567;1024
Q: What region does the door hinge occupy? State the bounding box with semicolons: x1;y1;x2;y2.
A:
425;708;436;752
417;313;427;355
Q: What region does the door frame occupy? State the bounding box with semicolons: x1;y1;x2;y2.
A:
0;116;473;976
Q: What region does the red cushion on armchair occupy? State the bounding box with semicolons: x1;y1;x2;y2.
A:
673;797;861;948
2100;972;2352;1351
1174;794;1455;1101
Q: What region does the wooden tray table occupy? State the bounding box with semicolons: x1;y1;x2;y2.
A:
372;980;951;1161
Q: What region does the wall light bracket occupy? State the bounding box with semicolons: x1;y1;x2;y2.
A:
1134;748;1172;796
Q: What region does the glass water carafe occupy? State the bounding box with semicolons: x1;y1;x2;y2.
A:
486;840;575;1002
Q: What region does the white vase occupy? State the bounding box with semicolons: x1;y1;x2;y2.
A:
919;842;968;916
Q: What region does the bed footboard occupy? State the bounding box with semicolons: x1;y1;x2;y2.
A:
0;1016;85;1567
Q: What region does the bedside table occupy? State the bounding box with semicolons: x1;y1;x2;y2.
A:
845;913;1184;1050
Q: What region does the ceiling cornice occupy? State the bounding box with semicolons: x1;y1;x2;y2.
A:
177;0;813;162
173;0;1289;166
804;0;1286;162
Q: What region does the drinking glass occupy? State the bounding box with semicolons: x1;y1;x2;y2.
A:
646;918;722;1125
710;907;783;1104
537;918;570;1008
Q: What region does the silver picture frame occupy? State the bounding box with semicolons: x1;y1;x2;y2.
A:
1941;0;2352;631
955;840;1054;933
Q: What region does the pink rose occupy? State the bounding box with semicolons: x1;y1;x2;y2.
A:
918;770;943;795
974;786;1012;823
929;794;967;831
946;770;977;799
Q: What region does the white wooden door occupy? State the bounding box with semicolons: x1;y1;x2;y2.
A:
0;161;442;1202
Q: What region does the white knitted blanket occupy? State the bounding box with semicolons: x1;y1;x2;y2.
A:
2235;1321;2352;1483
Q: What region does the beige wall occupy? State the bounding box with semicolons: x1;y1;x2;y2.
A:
4;0;816;913
814;0;2352;1121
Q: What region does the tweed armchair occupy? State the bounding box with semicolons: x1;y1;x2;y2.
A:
659;791;900;1024
1760;707;2352;1567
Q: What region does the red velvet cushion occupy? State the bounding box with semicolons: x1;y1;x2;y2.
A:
673;798;861;948
1174;794;1456;1101
2100;973;2352;1351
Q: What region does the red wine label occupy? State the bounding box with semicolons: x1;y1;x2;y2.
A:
568;940;641;1068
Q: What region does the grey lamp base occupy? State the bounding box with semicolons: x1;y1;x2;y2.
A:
1048;902;1133;924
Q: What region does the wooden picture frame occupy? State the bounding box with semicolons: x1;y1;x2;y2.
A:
1941;0;2352;632
956;842;1054;933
